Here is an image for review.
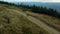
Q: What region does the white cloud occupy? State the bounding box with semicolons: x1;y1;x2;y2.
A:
40;0;60;2
3;0;60;2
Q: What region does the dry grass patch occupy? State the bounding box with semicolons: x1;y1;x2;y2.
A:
26;11;60;31
0;6;50;34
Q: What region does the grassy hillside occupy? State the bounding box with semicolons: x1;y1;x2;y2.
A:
0;3;50;34
26;11;60;31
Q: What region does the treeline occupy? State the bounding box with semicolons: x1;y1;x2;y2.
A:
0;1;60;18
0;1;17;6
31;5;60;18
18;4;60;18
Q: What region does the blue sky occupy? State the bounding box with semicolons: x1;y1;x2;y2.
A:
1;0;60;2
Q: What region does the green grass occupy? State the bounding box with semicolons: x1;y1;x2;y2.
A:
0;4;50;34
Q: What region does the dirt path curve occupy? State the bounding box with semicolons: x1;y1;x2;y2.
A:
26;16;60;34
5;7;60;34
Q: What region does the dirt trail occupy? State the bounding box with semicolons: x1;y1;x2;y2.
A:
27;16;60;34
5;7;60;34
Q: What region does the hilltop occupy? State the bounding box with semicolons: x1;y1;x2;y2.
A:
0;2;60;34
0;3;50;34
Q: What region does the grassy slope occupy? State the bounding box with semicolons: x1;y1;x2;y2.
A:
26;11;60;31
0;4;50;34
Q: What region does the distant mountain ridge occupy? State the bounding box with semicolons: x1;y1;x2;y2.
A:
13;2;60;12
0;1;60;12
